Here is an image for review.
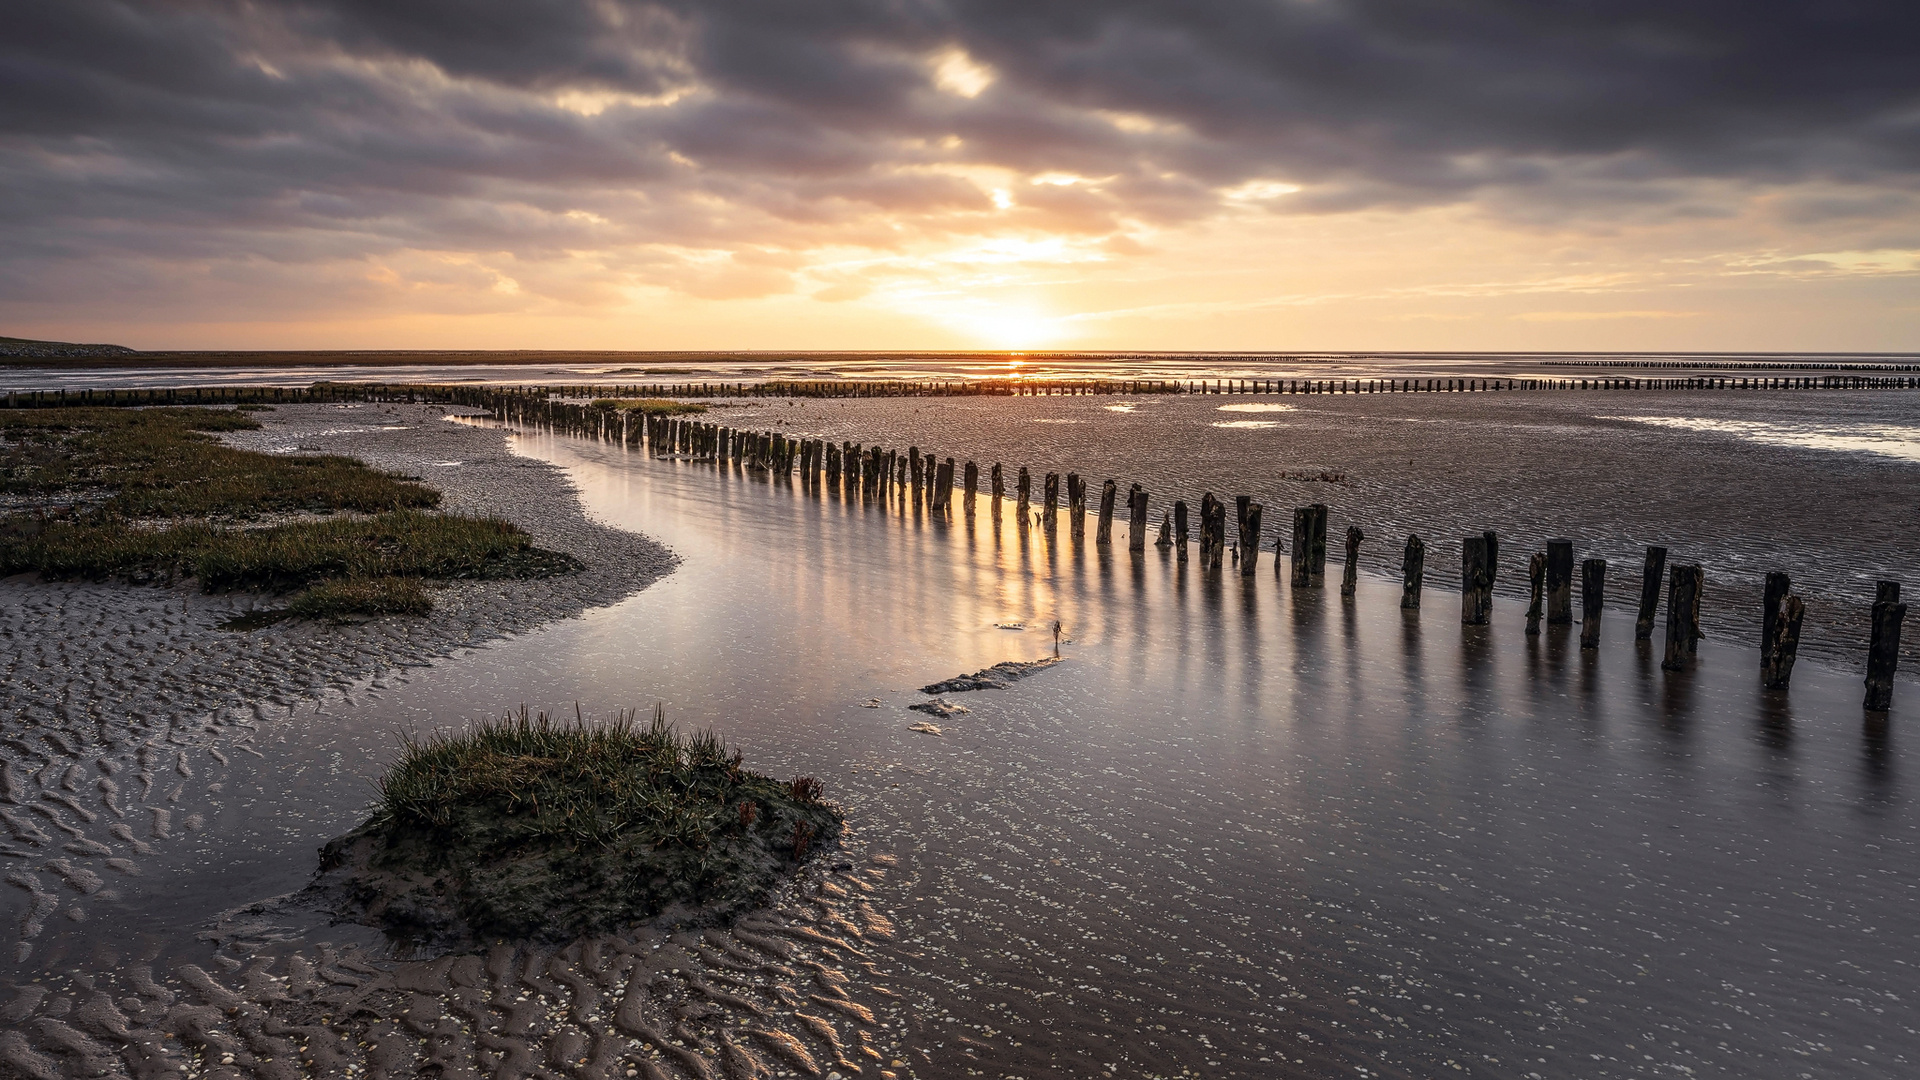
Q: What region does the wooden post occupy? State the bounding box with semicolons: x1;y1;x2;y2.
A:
1017;467;1032;520
1461;534;1493;625
1044;473;1060;532
1661;564;1704;671
1761;595;1805;690
963;461;978;516
1308;504;1328;586
1866;582;1905;711
1208;497;1227;571
1156;511;1172;548
1244;491;1259;568
1235;499;1262;574
1290;507;1312;587
1580;558;1606;649
909;446;922;495
1097;480;1117;546
1341;526;1363;597
1761;571;1791;663
1174;500;1189;560
1635;545;1666;640
1400;534;1424;609
991;463;1004;509
1067;474;1086;541
1545;539;1574;624
1198;494;1216;566
934;459;954;515
1526;550;1546;635
1129;486;1149;552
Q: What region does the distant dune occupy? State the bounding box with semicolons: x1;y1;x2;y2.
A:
0;335;139;360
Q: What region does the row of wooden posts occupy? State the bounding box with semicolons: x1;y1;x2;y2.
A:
5;371;1917;411
503;402;1907;715
508;373;1920;400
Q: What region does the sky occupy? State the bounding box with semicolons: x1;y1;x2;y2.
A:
2;1;1918;352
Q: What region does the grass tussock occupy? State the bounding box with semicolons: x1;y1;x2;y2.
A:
1;406;437;517
287;576;433;620
1;508;577;592
317;706;842;942
589;398;708;416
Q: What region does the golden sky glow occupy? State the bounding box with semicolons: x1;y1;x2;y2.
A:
4;3;1917;352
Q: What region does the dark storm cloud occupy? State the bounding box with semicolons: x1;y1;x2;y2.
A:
2;0;1916;311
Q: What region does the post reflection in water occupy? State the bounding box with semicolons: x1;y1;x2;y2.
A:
288;420;1920;1077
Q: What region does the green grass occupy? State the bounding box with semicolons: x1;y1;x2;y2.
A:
322;706;843;940
288;576;433;620
0;406;577;621
1;406;437;518
1;509;576;592
589;398;708;416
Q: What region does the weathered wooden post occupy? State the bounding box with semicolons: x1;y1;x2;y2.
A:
1461;534;1493;625
991;463;1005;510
934;459;955;515
1580;558;1607;649
1067;474;1086;542
1761;571;1792;663
1174;500;1190;560
1097;480;1117;547
1156;512;1172;548
1234;498;1260;573
1545;539;1575;624
924;451;939;511
1129;486;1149;552
1290;508;1313;587
1525;551;1546;635
1866;581;1905;711
1044;473;1060;532
1017;467;1032;521
1207;497;1227;571
1341;526;1363;597
1661;564;1704;671
1197;494;1216;566
1308;505;1328;585
909;446;923;495
1401;534;1424;609
963;461;978;516
1635;545;1667;640
1761;595;1805;690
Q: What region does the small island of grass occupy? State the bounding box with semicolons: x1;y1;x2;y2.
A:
308;707;843;945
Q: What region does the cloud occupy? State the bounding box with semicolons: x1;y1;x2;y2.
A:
1;0;1917;333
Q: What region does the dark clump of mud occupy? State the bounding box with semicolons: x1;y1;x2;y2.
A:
920;655;1062;694
304;707;842;948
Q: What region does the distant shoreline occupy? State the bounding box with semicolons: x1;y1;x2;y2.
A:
6;347;1920;371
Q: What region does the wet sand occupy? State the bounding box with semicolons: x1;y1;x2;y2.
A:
2;397;1916;1079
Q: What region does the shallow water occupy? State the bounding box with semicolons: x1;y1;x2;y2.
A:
4;407;1916;1079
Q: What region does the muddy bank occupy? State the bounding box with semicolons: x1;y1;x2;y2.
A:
0;403;677;959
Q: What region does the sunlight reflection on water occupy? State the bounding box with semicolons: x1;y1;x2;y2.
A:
1606;414;1920;463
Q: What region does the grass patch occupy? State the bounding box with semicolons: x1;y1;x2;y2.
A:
311;706;843;943
1;406;578;621
0;406;437;517
1;508;577;591
589;398;708;416
288;576;433;620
